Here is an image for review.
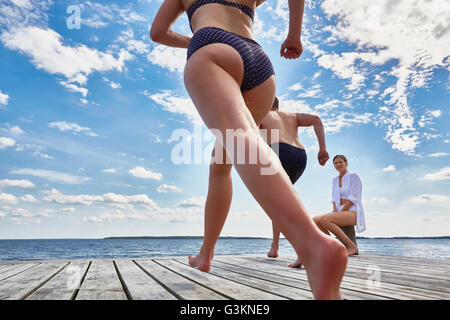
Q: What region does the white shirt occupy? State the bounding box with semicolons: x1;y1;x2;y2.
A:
331;172;366;233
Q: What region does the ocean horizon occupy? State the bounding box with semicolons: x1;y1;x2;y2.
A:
1;236;449;262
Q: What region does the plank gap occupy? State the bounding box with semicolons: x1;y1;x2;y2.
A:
70;261;91;300
20;262;70;300
132;260;183;300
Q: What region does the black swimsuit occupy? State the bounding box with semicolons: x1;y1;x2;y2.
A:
186;0;275;92
270;143;307;184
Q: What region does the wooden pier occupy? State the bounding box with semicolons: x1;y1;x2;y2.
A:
0;254;448;300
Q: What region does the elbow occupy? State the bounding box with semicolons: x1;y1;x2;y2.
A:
150;26;165;43
313;115;322;125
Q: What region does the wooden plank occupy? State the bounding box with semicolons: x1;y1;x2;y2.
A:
356;253;450;266
26;261;90;300
0;262;69;300
223;256;440;300
350;254;450;273
75;260;126;300
157;259;285;300
135;259;226;300
172;259;313;300
207;258;389;300
114;260;176;300
345;258;450;281
344;258;450;283
0;263;40;282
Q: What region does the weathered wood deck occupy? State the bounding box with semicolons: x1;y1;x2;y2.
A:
0;254;448;300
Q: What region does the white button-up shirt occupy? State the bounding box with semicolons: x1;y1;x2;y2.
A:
331;172;366;233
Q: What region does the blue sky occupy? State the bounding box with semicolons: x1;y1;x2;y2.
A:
0;0;449;239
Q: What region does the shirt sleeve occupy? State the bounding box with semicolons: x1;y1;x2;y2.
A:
331;177;338;204
347;173;362;204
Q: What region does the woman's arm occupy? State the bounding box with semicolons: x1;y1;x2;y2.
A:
340;200;354;212
333;202;338;212
280;0;305;59
150;0;191;48
296;113;329;165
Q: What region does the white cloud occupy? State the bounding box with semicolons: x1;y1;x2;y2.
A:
315;0;450;155
0;179;35;189
0;193;18;204
20;194;38;202
157;184;182;193
421;167;450;181
49;121;98;137
109;81;121;89
129;166;163;180
11;168;92;184
0;27;132;97
177;197;205;208
428;152;450;158
79;2;147;29
410;194;450;206
14;143;53;159
0;90;9;105
9;125;24;135
382;165;396;172
147;44;186;73
367;197;389;205
0;137;15;149
144;89;202;123
278;98;312;114
418;109;442;128
42;188;158;207
102;168;117;174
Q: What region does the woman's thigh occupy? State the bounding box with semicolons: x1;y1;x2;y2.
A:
322;211;356;227
184;43;276;132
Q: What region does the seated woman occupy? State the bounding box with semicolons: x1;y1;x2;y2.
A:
315;154;366;256
290;154;365;268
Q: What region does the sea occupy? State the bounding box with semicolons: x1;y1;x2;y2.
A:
0;237;449;261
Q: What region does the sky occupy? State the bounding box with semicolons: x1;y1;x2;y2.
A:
0;0;449;239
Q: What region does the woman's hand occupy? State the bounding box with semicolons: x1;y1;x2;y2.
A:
317;149;329;166
280;36;303;59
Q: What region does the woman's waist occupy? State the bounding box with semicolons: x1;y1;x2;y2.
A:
191;21;254;40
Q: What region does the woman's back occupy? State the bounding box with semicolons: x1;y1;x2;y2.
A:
181;0;263;38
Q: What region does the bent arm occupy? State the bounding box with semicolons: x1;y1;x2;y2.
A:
150;0;191;48
297;113;326;150
287;0;305;40
340;200;354;212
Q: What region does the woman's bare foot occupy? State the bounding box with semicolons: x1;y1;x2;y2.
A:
267;243;279;258
302;235;347;300
188;249;214;272
288;257;302;268
347;246;359;256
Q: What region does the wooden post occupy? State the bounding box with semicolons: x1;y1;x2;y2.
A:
340;225;357;248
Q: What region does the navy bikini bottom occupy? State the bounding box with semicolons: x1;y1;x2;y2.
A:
187;27;275;92
270;143;307;184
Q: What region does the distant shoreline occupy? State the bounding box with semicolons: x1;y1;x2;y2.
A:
0;236;449;240
103;236;450;240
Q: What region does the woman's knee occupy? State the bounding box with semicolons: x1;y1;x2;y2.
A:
210;162;232;177
313;215;322;225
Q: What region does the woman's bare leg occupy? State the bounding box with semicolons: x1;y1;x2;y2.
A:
189;145;233;272
190;79;275;271
319;212;359;256
267;222;280;258
184;43;347;299
313;215;331;235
